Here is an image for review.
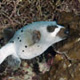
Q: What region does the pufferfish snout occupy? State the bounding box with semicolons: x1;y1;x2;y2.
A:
0;21;69;67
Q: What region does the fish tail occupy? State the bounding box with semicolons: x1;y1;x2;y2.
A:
0;43;15;64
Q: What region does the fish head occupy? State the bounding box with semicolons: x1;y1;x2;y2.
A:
41;22;70;44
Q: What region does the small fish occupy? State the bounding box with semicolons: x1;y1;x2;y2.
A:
0;21;69;67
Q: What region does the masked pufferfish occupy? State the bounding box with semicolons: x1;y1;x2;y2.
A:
0;21;69;67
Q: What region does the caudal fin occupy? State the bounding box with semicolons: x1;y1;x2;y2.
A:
0;43;15;64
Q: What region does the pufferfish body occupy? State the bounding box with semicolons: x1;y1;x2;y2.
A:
0;21;69;67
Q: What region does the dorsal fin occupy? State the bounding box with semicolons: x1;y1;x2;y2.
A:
3;27;15;41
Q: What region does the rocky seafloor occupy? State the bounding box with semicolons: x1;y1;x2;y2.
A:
0;0;80;80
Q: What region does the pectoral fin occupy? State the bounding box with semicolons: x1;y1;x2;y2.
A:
7;55;21;68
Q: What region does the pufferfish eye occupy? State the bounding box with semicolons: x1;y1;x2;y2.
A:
47;25;58;32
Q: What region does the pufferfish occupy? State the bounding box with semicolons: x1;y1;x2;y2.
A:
0;21;69;67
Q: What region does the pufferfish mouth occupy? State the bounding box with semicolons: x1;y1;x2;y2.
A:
56;28;69;39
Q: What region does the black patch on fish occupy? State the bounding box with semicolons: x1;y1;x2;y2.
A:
21;29;23;32
22;50;24;52
10;41;14;43
17;37;20;39
25;45;27;48
32;30;41;43
47;25;58;32
19;40;22;42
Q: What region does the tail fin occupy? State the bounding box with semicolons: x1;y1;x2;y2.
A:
0;43;15;64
